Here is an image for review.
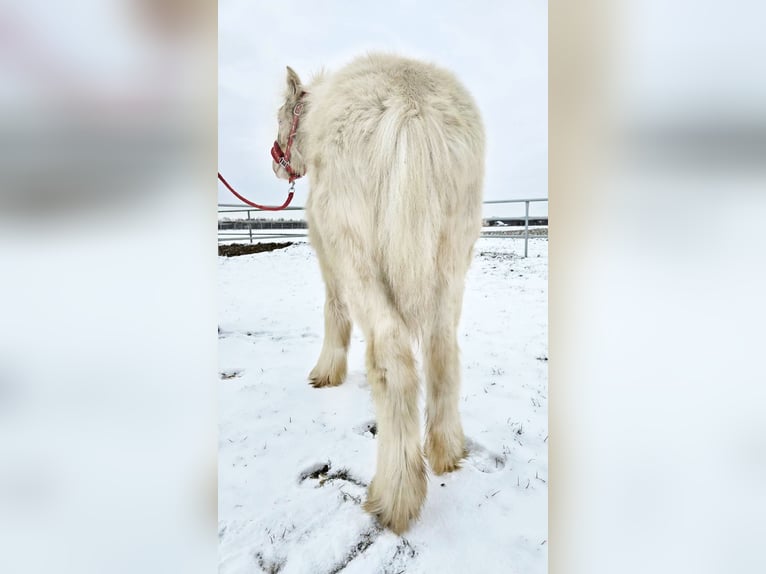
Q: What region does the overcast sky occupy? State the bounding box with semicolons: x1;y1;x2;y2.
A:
219;1;548;216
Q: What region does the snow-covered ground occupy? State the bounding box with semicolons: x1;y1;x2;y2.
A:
218;237;548;574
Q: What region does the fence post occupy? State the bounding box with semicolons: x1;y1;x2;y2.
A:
247;210;252;244
524;200;529;257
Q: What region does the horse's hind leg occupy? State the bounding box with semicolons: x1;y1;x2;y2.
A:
363;311;426;534
424;279;468;474
341;265;426;533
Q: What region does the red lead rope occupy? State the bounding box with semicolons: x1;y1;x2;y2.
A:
217;172;295;211
219;99;305;211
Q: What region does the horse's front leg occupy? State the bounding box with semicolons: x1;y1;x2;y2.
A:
308;231;351;388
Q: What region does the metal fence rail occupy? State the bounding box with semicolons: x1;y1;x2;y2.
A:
218;197;548;257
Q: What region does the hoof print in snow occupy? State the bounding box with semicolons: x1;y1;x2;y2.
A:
298;461;331;483
325;526;384;574
254;551;285;574
393;538;418;559
465;438;507;473
298;461;368;488
352;420;377;438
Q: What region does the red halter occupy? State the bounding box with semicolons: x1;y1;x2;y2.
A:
270;99;305;183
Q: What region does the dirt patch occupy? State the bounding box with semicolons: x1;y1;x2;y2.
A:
482;228;548;237
218;242;293;257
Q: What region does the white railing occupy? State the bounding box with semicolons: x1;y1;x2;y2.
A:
218;198;548;257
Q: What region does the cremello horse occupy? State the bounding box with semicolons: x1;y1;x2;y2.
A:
271;53;484;533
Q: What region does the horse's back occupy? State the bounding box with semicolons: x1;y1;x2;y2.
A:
305;54;484;328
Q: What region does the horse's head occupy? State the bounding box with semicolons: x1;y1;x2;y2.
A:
271;66;306;183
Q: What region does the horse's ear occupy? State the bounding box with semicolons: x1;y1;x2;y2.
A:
286;66;302;97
